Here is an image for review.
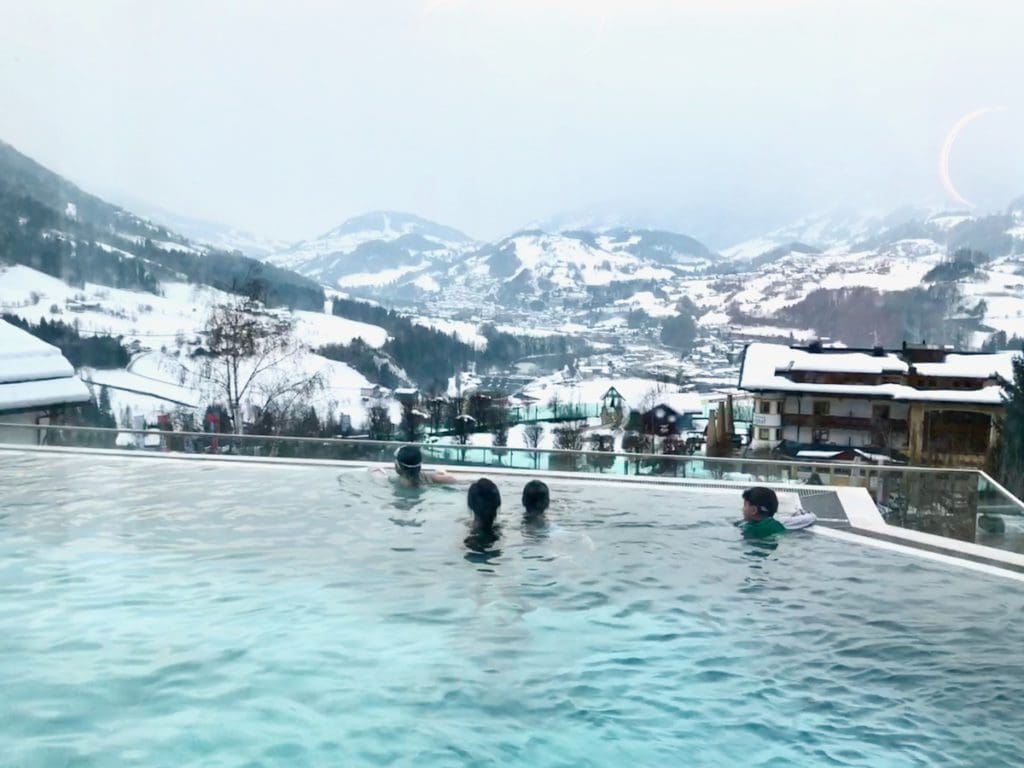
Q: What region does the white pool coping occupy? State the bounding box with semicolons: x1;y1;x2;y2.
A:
4;444;1024;581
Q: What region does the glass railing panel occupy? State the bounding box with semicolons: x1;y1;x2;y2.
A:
3;422;1024;554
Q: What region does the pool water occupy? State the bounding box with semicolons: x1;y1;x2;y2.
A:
1;450;1023;767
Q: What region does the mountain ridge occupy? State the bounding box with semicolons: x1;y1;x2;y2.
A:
0;140;324;311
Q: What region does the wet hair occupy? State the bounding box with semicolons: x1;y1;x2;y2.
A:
394;445;422;480
522;480;550;517
742;486;779;517
468;478;501;530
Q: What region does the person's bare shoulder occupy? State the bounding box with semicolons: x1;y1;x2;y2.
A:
426;469;458;484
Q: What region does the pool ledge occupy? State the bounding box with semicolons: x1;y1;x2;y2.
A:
4;444;1024;581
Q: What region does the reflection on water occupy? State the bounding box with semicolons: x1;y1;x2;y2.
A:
0;451;1022;767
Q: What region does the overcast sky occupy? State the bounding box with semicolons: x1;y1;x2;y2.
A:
1;0;1022;244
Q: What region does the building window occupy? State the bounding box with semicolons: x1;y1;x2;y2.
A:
812;428;829;443
757;428;772;440
813;401;831;416
759;400;772;414
872;404;890;420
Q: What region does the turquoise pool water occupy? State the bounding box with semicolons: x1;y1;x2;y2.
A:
1;450;1022;767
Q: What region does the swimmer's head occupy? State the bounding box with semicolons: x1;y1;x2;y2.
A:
468;478;501;530
522;480;550;518
394;445;422;481
742;486;778;520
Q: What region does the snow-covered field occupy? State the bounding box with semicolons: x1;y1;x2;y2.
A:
0;264;394;427
0;265;388;351
413;317;488;348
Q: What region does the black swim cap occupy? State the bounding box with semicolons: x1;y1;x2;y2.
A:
394;445;422;470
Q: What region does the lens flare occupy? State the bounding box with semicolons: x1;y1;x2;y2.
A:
939;106;1007;209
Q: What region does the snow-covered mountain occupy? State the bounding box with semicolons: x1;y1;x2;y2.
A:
264;211;477;289
442;229;715;303
0;139;323;310
94;192;291;260
721;204;1024;267
271;222;721;310
721;206;929;262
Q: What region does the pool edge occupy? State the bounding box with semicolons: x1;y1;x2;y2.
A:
4;444;1023;581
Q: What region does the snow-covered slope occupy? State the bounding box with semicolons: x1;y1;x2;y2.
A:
0;139;324;310
435;229;715;307
265;211;477;289
99;195;290;260
0;263;393;427
0;265;387;352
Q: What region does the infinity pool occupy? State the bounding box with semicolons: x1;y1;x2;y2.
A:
2;450;1022;767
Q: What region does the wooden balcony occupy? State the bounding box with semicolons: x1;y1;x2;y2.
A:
782;414;908;432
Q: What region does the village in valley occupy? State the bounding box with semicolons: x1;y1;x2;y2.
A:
2;131;1024;539
2;263;1019;508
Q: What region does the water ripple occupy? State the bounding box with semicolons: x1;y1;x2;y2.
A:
1;451;1022;766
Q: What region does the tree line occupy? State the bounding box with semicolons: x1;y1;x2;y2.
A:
0;146;323;310
2;313;130;368
327;296;581;390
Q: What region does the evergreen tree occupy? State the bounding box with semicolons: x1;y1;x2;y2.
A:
399;401;420;442
489;405;510;449
997;351;1024;498
96;385;116;429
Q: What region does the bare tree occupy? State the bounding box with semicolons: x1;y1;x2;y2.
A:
523;423;545;468
548;392;561;420
251;371;325;436
553;420;585;451
366;398;394;440
198;296;315;434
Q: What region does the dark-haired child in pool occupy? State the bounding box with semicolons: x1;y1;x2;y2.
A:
522;480;550;523
391;445;456;488
465;478;501;550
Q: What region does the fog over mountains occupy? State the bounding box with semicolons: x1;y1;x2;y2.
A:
3;137;1024;354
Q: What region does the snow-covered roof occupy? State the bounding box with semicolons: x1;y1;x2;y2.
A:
0;320;91;412
650;392;704;414
796;450;845;459
854;448;897;463
0;377;92;412
740;342;1014;406
914;354;1016;380
0;321;76;383
787;351;907;375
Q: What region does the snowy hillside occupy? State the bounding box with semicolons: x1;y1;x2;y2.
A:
0;265;387;352
99;195;291;260
0;263;392;428
457;231;674;290
433;229;716;307
0;139;323;310
264;211;477;289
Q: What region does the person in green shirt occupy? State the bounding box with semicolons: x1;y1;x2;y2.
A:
739;486;787;538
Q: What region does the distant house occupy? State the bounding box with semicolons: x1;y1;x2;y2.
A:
739;341;1016;467
600;386;625;425
360;384;389;401
588;428;616;451
0;319;91;445
638;392;704;437
463;375;532;399
393;387;421;406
